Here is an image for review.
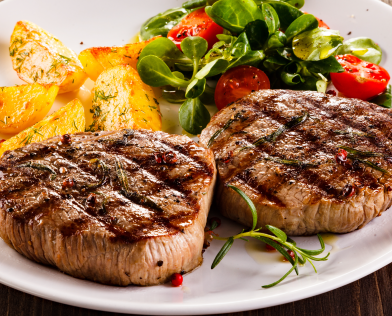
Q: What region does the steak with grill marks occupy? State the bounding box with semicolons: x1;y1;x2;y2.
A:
199;89;392;235
0;129;216;286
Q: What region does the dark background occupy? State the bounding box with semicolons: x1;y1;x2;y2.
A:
1;0;392;315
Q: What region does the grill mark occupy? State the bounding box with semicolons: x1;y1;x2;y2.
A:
298;94;392;155
0;129;213;244
231;172;286;208
216;92;386;201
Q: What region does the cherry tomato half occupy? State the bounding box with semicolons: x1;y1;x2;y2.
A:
302;11;330;29
167;8;223;51
214;65;271;110
330;54;390;101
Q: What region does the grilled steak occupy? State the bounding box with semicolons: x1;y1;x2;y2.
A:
0;129;216;286
200;89;392;235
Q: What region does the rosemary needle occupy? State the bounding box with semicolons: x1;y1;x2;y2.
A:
211;185;330;288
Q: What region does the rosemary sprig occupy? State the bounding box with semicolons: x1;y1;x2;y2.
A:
17;161;57;180
211;185;329;288
347;154;390;175
115;158;163;212
340;146;383;157
265;157;320;168
241;112;309;151
87;159;108;189
208;112;242;148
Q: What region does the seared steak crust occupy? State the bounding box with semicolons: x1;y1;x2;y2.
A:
200;90;392;235
0;129;216;285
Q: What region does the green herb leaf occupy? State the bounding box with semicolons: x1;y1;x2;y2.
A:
340;146;383;157
296;234;326;256
262;251;298;288
208;112;241;147
348;155;391;175
266;225;287;243
255;236;299;275
87;159;108;189
244;112;308;149
265;156;320;168
211;237;234;269
179;97;211;135
228;185;258;231
16;161;57;179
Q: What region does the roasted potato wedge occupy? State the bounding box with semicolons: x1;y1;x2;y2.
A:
10;21;87;94
0;83;59;134
88;64;162;132
0;98;85;157
78;36;159;81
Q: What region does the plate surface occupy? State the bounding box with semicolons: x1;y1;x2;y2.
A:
1;0;392;314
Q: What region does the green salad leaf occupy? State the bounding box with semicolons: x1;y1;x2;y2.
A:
182;0;207;9
137;55;189;87
370;85;392;108
244;20;269;51
140;7;190;40
268;1;303;30
292;28;344;61
285;14;319;42
261;3;280;35
179;97;211;134
185;78;207;98
205;0;263;33
337;37;383;64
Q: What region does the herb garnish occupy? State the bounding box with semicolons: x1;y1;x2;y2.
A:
115;158;163;211
208;112;242;148
212;185;329;288
347;154;390;175
87;159;108;189
265;156;320;168
340;146;383;158
241;112;309;151
17;161;57;180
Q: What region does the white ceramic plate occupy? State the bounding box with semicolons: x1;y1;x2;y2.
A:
1;0;392;314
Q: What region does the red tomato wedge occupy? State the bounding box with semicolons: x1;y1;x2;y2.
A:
215;66;271;110
331;54;390;101
302;11;330;29
167;8;223;50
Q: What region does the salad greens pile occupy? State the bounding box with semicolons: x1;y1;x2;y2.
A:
138;0;390;134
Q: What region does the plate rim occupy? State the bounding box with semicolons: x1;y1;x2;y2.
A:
0;0;392;314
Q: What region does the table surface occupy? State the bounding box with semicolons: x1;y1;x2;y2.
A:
1;0;392;315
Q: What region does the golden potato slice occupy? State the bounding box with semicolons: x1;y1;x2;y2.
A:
10;21;87;94
78;36;159;81
0;83;59;134
88;64;162;132
0;98;85;157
